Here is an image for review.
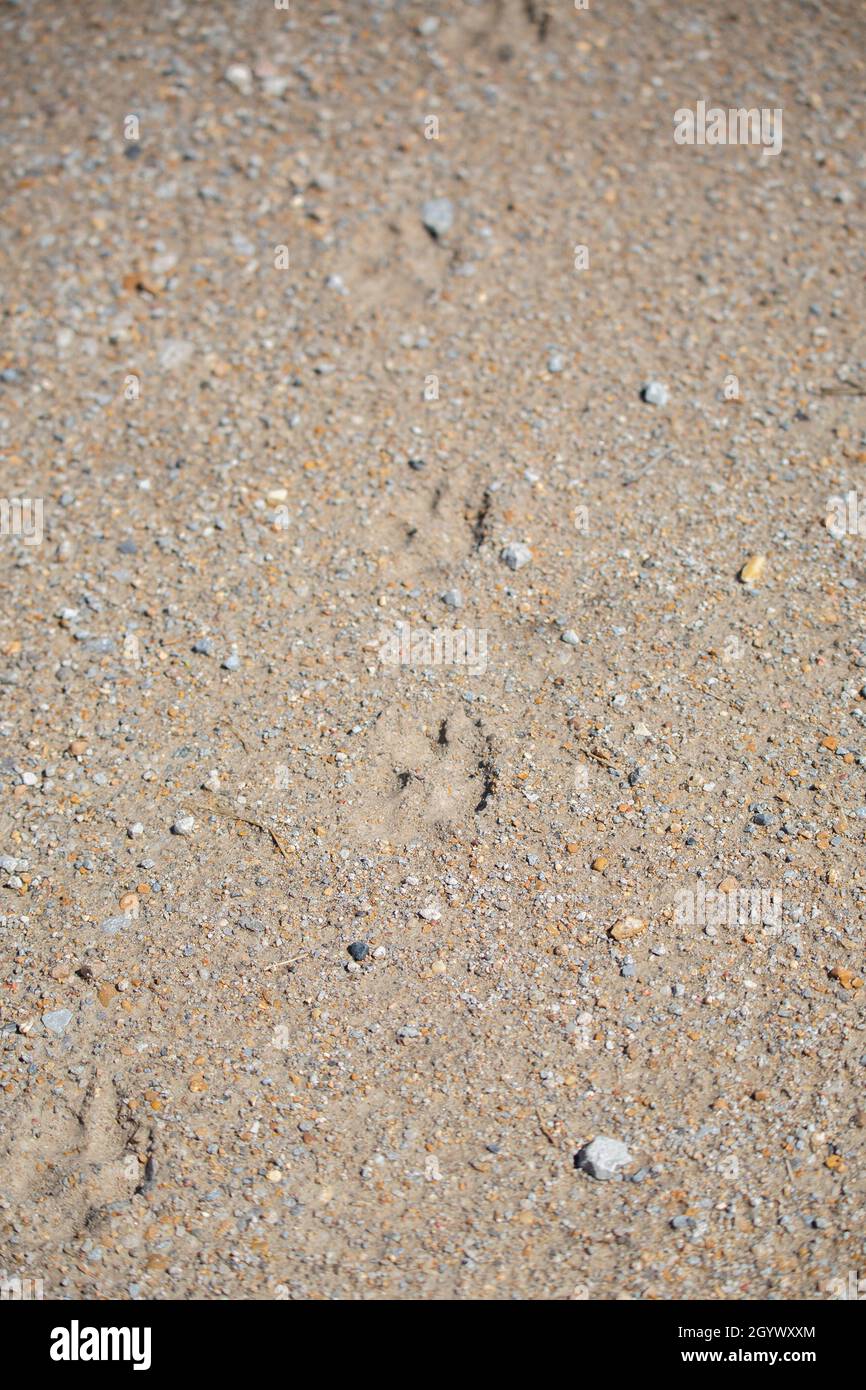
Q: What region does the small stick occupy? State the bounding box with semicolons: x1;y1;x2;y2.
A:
579;745;616;768
536;1109;560;1146
195;790;292;862
267;951;309;972
224;721;250;752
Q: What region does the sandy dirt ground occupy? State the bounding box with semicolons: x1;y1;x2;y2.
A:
0;0;865;1301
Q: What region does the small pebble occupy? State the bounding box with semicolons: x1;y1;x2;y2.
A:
641;381;669;406
576;1136;632;1181
421;197;454;238
225;63;254;96
670;1214;696;1231
500;542;532;571
100;914;130;936
739;554;767;587
42;1008;73;1037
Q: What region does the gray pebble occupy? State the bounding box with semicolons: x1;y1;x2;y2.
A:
500;542;532;571
670;1214;697;1231
100;914;130;935
421;197;454;238
42;1008;73;1036
81;636;116;655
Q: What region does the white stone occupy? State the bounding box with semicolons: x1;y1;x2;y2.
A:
225;63;254;96
642;380;669;406
576;1135;631;1180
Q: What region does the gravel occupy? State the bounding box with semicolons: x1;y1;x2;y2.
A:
1;0;862;1308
